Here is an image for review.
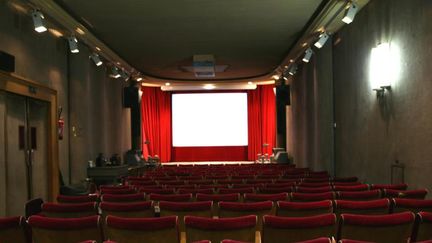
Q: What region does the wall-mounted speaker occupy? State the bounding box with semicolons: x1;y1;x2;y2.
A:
0;51;15;73
123;86;139;108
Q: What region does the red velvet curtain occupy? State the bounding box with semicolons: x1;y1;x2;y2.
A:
247;85;276;160
141;87;172;162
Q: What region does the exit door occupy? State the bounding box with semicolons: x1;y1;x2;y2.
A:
1;92;49;216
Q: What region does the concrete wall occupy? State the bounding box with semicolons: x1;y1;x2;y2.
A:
0;1;131;192
288;0;432;193
333;0;432;192
287;39;334;174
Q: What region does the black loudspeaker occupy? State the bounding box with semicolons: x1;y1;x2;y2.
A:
0;51;15;73
123;86;139;108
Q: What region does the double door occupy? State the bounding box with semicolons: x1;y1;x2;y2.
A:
0;91;49;216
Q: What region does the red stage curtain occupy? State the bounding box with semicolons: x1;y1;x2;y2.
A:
141;87;172;162
247;85;276;160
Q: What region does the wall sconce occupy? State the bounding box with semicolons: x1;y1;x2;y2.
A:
370;43;398;97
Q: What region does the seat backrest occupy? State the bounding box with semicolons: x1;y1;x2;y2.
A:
184;215;256;243
28;215;102;243
339;211;415;243
262;214;337;243
277;200;333;217
294;238;333;243
370;184;408;190
100;201;154;218
196;193;240;203
244;193;288;202
106;215;179;243
391;198;432;213
384;189;428;199
41;202;98;218
333;184;369;192
101;193;146;203
149;193;192;202
218;201;273;231
100;188;136;194
334;199;390;216
296;186;332;193
0;216;28;243
336;190;381;201
57;194;98;204
159;201;213;232
290;192;335;202
414;211;432;242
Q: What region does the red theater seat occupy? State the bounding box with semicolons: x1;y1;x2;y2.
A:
336;190;381;201
100;201;154;218
338;212;415;243
334;199;390;216
384;189;428;199
178;188;214;195
260;186;294;194
338;240;375;243
298;182;331;188
185;215;256;243
41;202;98;218
57;194;98;204
0;216;27;243
391;198;432;213
159;201;213;232
100;188;136;194
219;187;255;194
290;192;335;202
296;186;333;193
277;200;333;217
221;240;252;243
28;215;102;243
370;183;408;190
101;193;146;203
149;193;192;202
189;179;214;185
139;188;176;194
413;212;432;242
333;184;369;191
218;201;273;230
106;215;179;243
244;193;288;202
332;182;362;186
262;214;337;243
100;185;131;190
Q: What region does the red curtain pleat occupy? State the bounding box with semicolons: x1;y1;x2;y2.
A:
141;87;171;162
247;85;276;160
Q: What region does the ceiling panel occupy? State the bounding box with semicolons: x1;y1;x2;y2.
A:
56;0;324;81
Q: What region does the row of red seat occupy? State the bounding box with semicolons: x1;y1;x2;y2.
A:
2;211;432;242
40;198;432;219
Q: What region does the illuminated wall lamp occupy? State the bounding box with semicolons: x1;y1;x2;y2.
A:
370;43;392;97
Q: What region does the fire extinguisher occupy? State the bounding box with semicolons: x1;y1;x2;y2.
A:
58;107;64;140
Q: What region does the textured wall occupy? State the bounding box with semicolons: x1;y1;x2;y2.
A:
0;1;131;190
287;40;334;173
333;0;432;193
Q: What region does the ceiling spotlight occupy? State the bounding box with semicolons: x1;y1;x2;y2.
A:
203;84;215;90
109;67;120;79
165;82;171;86
342;2;358;24
67;36;79;53
314;32;329;49
248;82;253;85
302;48;313;63
32;10;47;33
136;77;143;81
120;70;130;80
288;64;298;76
89;53;102;66
272;75;280;80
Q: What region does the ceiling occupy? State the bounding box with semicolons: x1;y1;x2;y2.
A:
55;0;325;81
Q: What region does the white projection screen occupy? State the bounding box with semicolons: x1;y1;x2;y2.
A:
172;93;248;147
